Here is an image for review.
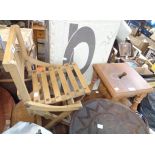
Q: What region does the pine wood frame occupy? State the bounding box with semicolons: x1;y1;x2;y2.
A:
3;25;90;129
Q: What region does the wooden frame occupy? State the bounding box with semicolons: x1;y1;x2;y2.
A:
3;25;90;129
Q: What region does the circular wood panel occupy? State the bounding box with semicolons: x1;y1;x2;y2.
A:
70;98;149;134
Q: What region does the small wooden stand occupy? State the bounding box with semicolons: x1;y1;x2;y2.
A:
89;63;153;111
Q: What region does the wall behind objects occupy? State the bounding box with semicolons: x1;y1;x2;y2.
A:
49;20;121;85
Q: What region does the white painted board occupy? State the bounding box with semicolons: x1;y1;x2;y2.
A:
49;20;121;87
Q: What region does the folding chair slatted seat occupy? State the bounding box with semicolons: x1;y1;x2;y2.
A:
31;64;90;105
2;25;90;129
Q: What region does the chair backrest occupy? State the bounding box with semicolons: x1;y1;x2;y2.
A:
2;25;31;102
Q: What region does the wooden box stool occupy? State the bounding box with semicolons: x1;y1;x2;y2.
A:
89;63;153;111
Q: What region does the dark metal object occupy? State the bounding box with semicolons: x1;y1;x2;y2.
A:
70;99;149;134
36;129;42;134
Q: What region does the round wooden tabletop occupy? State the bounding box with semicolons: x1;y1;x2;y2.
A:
70;98;149;134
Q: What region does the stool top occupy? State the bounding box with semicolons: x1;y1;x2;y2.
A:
93;63;153;99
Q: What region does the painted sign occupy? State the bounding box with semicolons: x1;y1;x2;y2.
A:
49;20;121;85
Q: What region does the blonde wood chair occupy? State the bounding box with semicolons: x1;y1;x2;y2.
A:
2;25;90;129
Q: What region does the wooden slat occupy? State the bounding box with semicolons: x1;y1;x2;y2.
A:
3;64;31;102
65;64;79;92
32;71;40;102
72;63;90;94
3;26;16;67
36;90;84;105
57;67;71;97
27;100;82;112
45;111;72;129
40;71;51;104
35;65;73;77
49;67;62;101
32;111;70;126
14;51;25;80
0;52;3;61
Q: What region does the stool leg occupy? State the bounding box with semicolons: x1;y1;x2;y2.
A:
89;70;98;90
119;98;132;107
130;93;146;112
98;82;111;99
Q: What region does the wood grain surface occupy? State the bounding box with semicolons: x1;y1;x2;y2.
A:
93;63;153;99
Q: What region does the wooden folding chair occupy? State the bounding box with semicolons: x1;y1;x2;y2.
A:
2;25;90;129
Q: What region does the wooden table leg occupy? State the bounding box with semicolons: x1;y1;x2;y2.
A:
130;93;147;112
119;98;132;107
89;70;98;91
98;82;111;99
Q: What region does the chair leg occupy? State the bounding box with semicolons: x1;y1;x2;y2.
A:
35;115;42;126
45;111;72;129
